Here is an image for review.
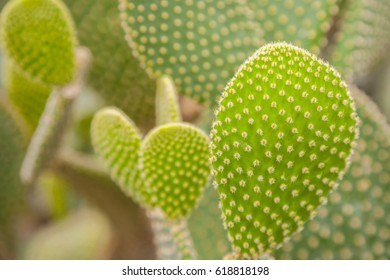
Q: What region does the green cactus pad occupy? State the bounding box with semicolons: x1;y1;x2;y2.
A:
140;123;210;219
91;107;144;203
0;101;25;226
247;0;340;55
156;75;182;126
119;0;263;104
6;63;51;131
210;42;359;259
0;0;76;85
276;88;390;259
330;0;390;80
63;0;156;128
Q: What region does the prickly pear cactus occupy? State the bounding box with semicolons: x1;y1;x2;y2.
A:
119;0;263;104
276;88;390;259
5;63;51;131
63;0;156;127
0;0;77;86
0;101;25;226
210;42;359;259
247;0;341;55
90;107;144;203
140;123;210;219
330;0;390;80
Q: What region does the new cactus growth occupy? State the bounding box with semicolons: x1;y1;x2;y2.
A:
210;42;359;259
119;0;262;104
0;0;77;85
155;75;182;126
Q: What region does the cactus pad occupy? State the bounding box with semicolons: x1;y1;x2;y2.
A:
91;107;144;202
63;0;156;127
330;0;390;80
0;101;25;226
155;75;182;126
210;42;359;259
119;0;262;104
276;88;390;259
6;63;51;131
247;0;340;55
0;0;76;85
140;123;210;219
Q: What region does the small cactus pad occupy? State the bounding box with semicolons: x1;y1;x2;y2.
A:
247;0;340;55
119;0;262;104
0;0;76;85
6;63;51;131
63;0;156;127
330;0;390;80
140;123;210;219
210;42;359;259
155;75;182;126
91;107;143;202
276;88;390;259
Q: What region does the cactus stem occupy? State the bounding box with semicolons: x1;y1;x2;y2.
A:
20;47;91;186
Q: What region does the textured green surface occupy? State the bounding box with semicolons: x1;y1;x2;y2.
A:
210;42;359;259
0;0;76;85
64;0;155;127
276;88;390;259
189;185;230;259
140;123;210;219
155;75;182;126
24;208;113;259
0;100;25;226
248;0;341;55
119;0;263;104
6;63;51;131
330;0;390;80
91;107;144;203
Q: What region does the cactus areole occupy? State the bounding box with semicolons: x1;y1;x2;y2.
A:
210;43;359;259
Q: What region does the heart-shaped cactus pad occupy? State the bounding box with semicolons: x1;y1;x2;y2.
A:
140;123;210;219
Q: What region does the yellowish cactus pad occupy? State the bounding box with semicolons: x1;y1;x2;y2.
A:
0;0;76;85
91;107;144;203
210;42;359;259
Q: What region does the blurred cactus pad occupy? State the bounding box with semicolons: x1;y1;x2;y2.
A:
0;0;76;85
0;101;25;227
1;0;390;261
